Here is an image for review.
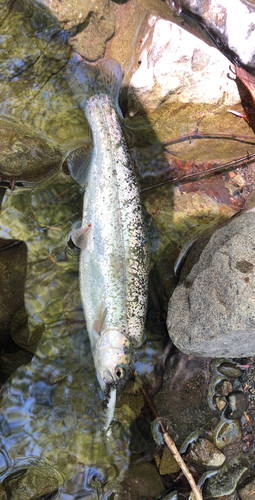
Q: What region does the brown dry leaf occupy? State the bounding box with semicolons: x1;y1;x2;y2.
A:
235;64;255;104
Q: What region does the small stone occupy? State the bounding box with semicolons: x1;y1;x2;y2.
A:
220;380;233;397
159;447;180;475
218;363;242;378
187;438;225;468
239;478;255;500
213;418;242;450
215;396;227;412
226;391;248;419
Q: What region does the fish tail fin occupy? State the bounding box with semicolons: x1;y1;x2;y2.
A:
68;55;123;111
96;59;123;103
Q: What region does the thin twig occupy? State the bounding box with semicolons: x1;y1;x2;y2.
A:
141;151;255;193
162;131;255;147
134;372;203;500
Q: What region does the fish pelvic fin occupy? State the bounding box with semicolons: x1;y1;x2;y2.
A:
68;56;123;112
71;224;91;250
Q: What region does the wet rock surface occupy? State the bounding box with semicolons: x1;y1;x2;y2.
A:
121;462;165;500
212;418;242;450
186;437;226;467
169;0;255;69
167;211;255;357
1;459;64;500
204;456;252;498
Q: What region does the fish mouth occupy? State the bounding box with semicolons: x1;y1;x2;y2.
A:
102;386;117;433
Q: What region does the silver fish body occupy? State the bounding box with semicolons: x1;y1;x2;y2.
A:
67;58;149;425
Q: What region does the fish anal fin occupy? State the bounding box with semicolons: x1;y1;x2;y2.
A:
93;307;107;334
71;225;91;250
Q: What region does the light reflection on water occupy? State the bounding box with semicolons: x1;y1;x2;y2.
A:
0;175;165;499
0;176;131;498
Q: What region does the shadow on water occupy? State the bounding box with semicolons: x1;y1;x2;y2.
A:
0;0;255;498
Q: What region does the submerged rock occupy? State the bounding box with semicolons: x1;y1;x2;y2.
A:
204;456;251;498
167;211;255;357
218;363;242;378
213;418;242;450
1;458;64;500
159;447;180;474
121;462;165;500
226;391;248;419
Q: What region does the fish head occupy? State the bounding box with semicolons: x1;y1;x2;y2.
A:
94;328;133;395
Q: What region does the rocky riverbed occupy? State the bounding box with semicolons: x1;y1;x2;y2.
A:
0;0;255;498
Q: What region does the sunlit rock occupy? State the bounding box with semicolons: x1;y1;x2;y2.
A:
167;211;255;357
169;0;255;69
127;14;240;114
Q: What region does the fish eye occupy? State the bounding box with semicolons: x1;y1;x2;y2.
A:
115;366;126;380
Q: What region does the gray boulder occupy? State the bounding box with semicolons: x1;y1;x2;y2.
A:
167;210;255;357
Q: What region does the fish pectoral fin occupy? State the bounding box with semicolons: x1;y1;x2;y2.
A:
93;307;107;334
71;225;91;250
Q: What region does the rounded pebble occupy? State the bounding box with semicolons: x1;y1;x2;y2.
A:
187;438;225;468
213;418;242;450
218;363;242;378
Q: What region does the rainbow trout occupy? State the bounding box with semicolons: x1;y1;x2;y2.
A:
67;57;149;429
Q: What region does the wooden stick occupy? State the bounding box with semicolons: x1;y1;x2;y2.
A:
134;372;203;500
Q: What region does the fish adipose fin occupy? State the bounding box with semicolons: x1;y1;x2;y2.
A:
71;224;91;250
68;56;123;114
